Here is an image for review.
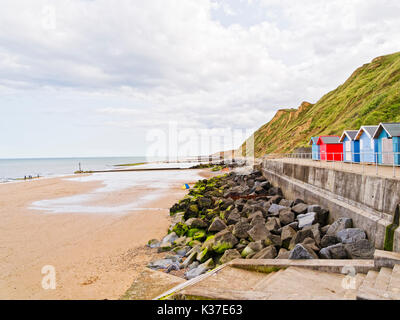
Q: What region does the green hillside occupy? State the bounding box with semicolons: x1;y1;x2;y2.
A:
241;51;400;157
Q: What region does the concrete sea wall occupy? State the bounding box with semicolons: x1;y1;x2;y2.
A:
261;160;400;252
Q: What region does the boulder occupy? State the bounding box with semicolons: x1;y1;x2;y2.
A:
291;203;308;216
336;228;366;244
226;211;241;225
318;210;330;226
345;239;375;259
279;199;294;208
248;240;264;252
173;236;187;247
241;246;255;258
208;218;227;233
250;215;266;227
187;261;199;271
304;224;321;246
307;205;322;214
196;247;210;263
302;237;320;252
289;244;318;259
198;197;213;209
268;204;287;216
319;243;348;259
184;204;199;220
250;169;263;177
247;224;270;242
220;249;242;264
321;224;330;236
255;186;268;195
232;221;252;239
185;258;215;280
172;246;191;257
326;218;353;236
255;176;267;183
287;221;299;231
158;242;173;252
265;233;281;246
148;258;177;270
321;234;339;248
276;248;290;259
279;208;295;226
181;251;197;268
289;229;314;250
186;245;202;257
265;217;281;233
281;225;297;249
147;239;160;248
161;232;178;245
185;218;208;229
212;230;239;254
167;262;181;273
269;195;283;204
253;246;277;259
247;179;255;188
293;199;305;206
297;212;317;229
201;236;216;251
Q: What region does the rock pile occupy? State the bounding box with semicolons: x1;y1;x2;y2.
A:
147;168;375;279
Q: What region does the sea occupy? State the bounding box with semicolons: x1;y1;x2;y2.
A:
0;156;162;183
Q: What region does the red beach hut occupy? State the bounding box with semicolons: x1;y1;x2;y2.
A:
317;136;343;161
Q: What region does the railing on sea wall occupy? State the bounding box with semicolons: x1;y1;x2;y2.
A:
265;152;400;178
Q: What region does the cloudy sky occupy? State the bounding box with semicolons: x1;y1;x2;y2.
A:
1;0;400;158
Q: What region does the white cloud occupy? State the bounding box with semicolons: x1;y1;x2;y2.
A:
1;0;400;156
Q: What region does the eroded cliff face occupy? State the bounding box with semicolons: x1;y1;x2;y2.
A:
241;51;400;157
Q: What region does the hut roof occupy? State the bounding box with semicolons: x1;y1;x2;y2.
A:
372;123;400;139
317;136;340;145
339;130;358;142
308;137;319;146
355;126;378;140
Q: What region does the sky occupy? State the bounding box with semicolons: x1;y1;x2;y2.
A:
1;0;400;158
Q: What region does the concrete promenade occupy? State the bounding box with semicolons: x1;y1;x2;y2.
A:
270;157;400;180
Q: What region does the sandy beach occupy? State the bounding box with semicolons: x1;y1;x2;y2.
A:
0;169;212;300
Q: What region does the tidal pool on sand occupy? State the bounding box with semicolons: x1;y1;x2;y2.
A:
30;169;203;214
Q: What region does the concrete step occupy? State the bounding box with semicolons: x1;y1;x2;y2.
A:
174;266;354;300
356;267;400;300
374;250;400;268
388;264;400;294
360;270;379;289
229;258;376;274
374;267;392;291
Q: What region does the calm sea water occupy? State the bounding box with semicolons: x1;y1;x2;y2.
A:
0;157;163;183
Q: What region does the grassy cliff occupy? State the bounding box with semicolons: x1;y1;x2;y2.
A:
242;51;400;157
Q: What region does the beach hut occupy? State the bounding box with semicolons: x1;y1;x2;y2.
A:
308;137;320;160
355;126;378;163
317;136;343;161
339;130;360;163
372;123;400;165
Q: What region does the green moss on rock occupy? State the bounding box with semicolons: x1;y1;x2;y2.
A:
212;241;234;254
172;223;189;237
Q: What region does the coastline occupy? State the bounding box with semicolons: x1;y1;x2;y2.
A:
0;168;216;299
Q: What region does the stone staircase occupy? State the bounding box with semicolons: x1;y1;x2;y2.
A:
356;265;400;300
154;250;400;300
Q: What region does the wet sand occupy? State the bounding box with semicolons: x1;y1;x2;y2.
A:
0;169;214;300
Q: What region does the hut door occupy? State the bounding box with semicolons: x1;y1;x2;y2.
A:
345;141;351;161
382;138;394;164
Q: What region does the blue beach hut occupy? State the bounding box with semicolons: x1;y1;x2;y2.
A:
339;130;360;163
372;123;400;165
355;126;378;163
308;137;320;160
